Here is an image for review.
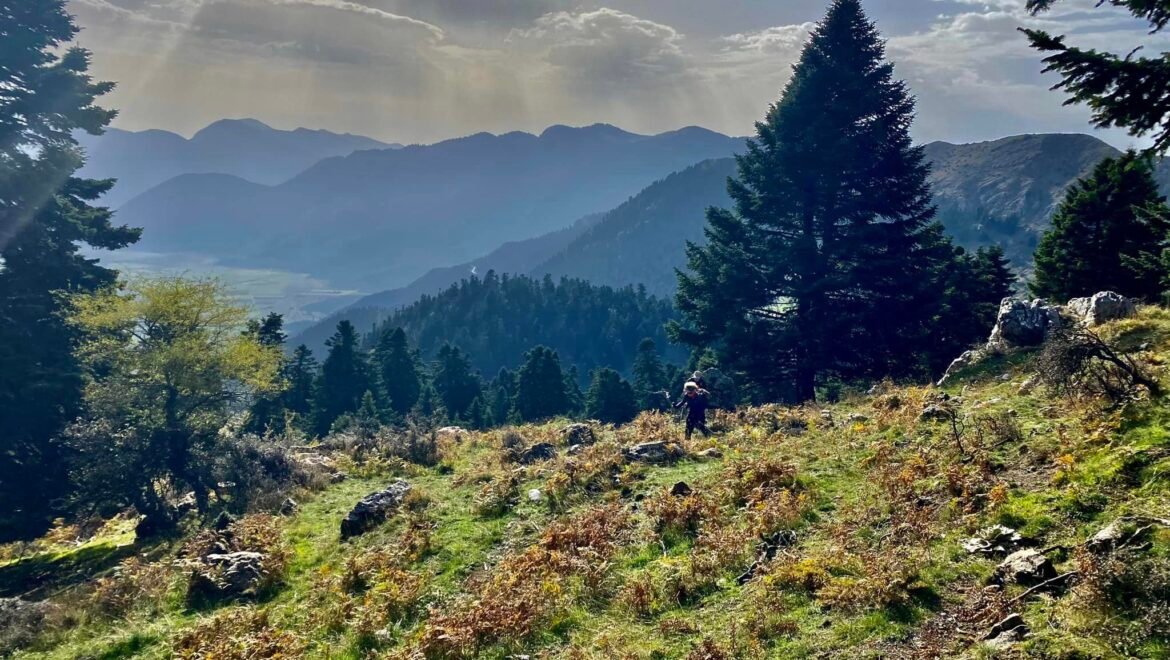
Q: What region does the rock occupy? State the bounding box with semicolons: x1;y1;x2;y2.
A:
1086;519;1149;553
984;613;1027;640
567;444;586;456
188;551;268;600
436;426;467;442
518;442;557;465
340;480;412;540
623;441;685;464
0;598;55;653
847;413;869;423
1018;375;1040;395
987;298;1062;350
560;423;595;447
1066;291;1136;327
937;349;987;386
669;481;693;497
279;497;298;516
695;447;723;460
527;489;543;502
962;525;1026;556
819;410;835;427
984;613;1029;649
919;404;955;422
996;549;1057;586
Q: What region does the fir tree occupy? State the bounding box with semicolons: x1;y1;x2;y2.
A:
1031;152;1170;303
513;346;570;422
564;365;585;417
467;396;487;430
432;344;482;421
311;321;372;436
488;367;516;426
584;368;639;425
0;0;140;539
413;382;445;423
1024;1;1170;154
353;390;382;438
243;313;288;435
372;326;422;417
283;345;318;421
632;338;668;411
673;0;949;403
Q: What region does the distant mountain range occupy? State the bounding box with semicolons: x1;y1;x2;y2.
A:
107;123;746;293
292;133;1170;351
78;118;396;207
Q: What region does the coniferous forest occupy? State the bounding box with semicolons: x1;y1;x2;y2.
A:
5;0;1170;657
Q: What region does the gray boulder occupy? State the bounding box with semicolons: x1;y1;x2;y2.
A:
962;525;1026;556
560;423;595;447
0;598;55;655
988;298;1063;350
983;613;1029;649
996;549;1057;586
518;442;557;465
1067;291;1136;327
189;551;268;600
340;480;412;540
937;349;987;386
623;441;685;464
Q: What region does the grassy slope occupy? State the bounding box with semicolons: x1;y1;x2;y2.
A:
7;310;1170;659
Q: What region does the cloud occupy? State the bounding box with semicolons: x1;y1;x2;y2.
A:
509;8;690;87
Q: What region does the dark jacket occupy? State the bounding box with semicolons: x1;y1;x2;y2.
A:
674;390;710;421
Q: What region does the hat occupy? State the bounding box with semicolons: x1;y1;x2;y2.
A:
684;381;699;392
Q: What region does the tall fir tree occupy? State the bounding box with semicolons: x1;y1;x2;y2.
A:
564;365;585;417
432;344;482;421
1031;152;1170;303
311;321;372;435
1024;0;1170;154
0;0;140;540
513;346;570;422
488;367;516;426
673;0;950;403
632;338;669;411
283;345;318;423
584;368;639;425
243;313;288;435
372;326;422;418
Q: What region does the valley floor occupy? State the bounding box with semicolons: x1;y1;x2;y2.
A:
4;311;1170;659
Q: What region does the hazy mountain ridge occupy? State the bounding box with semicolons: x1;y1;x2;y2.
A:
111;123;747;293
78;118;395;207
292;212;606;353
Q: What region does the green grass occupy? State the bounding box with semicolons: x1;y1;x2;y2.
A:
10;310;1170;658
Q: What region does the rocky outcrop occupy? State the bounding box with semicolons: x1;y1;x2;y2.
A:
189;551;268;600
517;442;557;465
0;598;56;654
962;525;1027;556
988;298;1063;351
983;613;1029;649
1066;291;1136;327
996;549;1057;586
623;441;685;464
340;480;412;540
560;423;595;447
939;292;1131;385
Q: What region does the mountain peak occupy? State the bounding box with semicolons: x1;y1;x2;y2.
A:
193;118;273;139
539;123;638;141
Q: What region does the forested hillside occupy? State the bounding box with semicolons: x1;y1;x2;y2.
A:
368;273;686;379
294;213;605;354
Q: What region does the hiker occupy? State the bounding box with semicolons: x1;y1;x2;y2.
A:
673;381;710;440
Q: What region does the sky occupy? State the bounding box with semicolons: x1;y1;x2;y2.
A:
69;0;1168;148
